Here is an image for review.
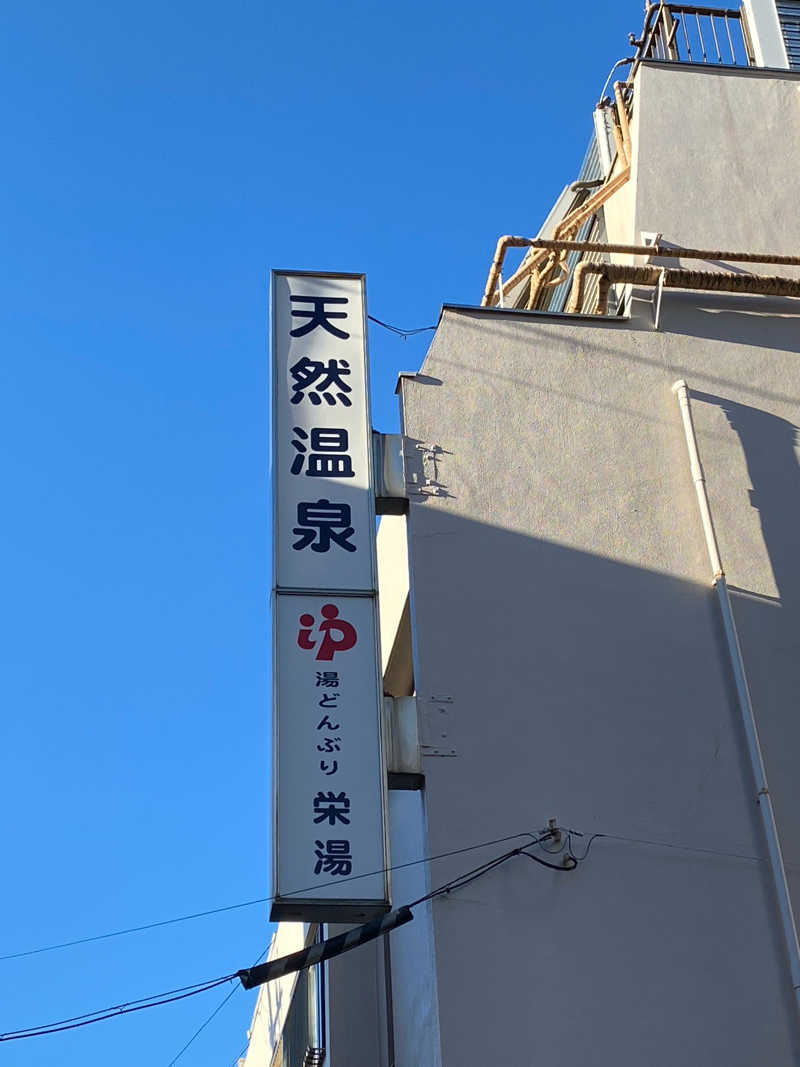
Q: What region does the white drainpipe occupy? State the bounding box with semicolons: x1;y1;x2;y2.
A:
672;379;800;1020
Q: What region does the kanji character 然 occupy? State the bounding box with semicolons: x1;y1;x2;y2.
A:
289;357;352;407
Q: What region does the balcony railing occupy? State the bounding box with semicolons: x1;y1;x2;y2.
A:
632;2;755;68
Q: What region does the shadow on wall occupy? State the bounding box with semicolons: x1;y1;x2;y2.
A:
406;503;800;1065
660;291;800;354
692;390;800;870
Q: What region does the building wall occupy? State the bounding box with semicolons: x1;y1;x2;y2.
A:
396;60;800;1067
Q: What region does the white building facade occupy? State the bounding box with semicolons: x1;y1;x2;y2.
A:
248;1;800;1063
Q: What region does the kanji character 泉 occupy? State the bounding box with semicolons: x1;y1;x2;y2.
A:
293;499;355;553
320;760;338;776
316;715;340;731
297;604;357;660
318;693;338;708
317;737;341;752
312;791;351;825
290;295;350;340
289;357;352;407
314;839;352;876
290;427;354;478
315;671;339;688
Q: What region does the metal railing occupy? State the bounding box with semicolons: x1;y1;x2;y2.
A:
632;2;755;68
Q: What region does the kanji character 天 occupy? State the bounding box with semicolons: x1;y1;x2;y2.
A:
290;295;350;339
314;839;352;876
312;790;351;825
289;356;352;407
293;499;356;554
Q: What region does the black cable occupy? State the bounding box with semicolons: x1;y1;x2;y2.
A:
519;849;577;872
165;985;239;1067
0;976;237;1043
367;314;436;339
0;829;545;964
1;829;588;1044
165;948;268;1067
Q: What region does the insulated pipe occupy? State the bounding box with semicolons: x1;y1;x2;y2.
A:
612;82;632;162
567;262;800;315
482;235;800;309
671;381;800;1020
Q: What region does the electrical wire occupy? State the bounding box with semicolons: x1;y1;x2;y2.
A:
367;314;436;339
0;829;546;964
1;832;580;1044
165;986;239;1067
0;975;237;1043
165;948;268;1067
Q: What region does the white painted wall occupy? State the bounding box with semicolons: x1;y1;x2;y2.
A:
743;0;790;67
239;924;305;1067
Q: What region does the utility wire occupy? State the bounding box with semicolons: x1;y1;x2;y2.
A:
4;833;577;1043
0;829;545;964
0;827;764;966
367;314;436;339
165;949;267;1067
165;985;239;1067
0;975;237;1043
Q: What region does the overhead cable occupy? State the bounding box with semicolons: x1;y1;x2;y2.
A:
0;829;545;963
367;314;436;339
1;831;577;1042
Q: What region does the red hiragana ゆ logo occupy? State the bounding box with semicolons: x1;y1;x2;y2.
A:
297;604;357;661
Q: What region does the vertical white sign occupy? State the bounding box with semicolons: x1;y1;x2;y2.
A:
271;271;389;922
273;272;375;593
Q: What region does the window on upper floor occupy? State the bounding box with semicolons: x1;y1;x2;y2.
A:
777;1;800;67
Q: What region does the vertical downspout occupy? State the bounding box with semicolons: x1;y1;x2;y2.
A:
672;380;800;1021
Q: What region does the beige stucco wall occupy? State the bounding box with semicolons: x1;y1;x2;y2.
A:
396;60;800;1067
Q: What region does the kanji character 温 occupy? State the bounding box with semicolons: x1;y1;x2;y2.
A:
290;427;354;478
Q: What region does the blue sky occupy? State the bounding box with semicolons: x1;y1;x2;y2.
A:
1;2;635;1063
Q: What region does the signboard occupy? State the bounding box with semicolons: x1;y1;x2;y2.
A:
270;271;389;922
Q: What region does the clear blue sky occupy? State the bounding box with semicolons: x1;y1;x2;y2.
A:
1;2;636;1063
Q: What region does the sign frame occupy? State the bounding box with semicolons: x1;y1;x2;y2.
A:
269;269;390;923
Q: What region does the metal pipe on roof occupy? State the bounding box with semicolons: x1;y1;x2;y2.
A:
566;261;800;315
612;82;632;162
671;380;800;1024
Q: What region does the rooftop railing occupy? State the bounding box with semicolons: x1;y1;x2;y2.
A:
631;2;755;69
